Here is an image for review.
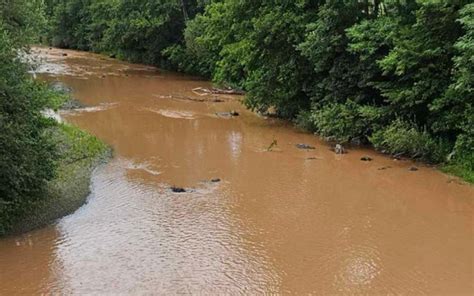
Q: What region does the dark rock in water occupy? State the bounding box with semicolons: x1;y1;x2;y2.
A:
211;178;221;183
171;186;186;193
409;167;419;171
378;166;391;170
296;143;316;150
230;110;239;116
307;157;318;160
50;81;72;93
334;144;346;154
62;53;68;56
360;156;373;161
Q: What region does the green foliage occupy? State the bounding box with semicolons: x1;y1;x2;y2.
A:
55;124;108;165
309;102;384;143
5;123;110;235
442;130;474;183
375;2;461;126
299;0;365;105
370;119;450;162
47;0;205;66
0;18;59;233
0;0;48;45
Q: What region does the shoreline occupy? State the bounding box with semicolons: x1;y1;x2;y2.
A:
3;124;111;236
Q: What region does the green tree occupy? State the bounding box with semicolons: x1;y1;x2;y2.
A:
0;1;59;233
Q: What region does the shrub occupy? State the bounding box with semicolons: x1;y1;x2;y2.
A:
309;101;383;143
0;23;59;234
370;119;450;162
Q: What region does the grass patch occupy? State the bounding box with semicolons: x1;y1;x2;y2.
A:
441;165;474;184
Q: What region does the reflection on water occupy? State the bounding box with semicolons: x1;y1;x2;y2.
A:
46;161;279;294
0;47;473;295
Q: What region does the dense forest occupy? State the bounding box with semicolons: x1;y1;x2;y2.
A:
43;0;473;180
0;0;59;233
0;0;473;229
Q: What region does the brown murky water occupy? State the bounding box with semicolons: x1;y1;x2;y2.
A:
1;47;473;295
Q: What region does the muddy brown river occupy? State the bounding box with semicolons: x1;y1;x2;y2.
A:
1;48;473;295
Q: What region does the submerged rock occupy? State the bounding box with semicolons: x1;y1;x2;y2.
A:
378;166;391;170
171;186;186;193
360;156;373;161
296;143;316;150
211;178;221;183
409;167;419;171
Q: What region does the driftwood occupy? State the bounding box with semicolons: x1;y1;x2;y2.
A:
155;93;224;103
192;87;245;96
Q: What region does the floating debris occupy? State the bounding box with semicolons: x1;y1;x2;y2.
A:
267;139;278;151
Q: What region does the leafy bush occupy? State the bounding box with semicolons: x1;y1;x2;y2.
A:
0;23;59;233
370;119;450;162
295;110;316;132
309;102;383;143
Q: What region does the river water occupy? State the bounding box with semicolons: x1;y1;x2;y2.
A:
1;47;473;295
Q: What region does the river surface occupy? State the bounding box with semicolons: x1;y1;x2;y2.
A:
1;47;473;295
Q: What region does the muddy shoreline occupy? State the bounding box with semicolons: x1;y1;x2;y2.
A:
4;124;111;236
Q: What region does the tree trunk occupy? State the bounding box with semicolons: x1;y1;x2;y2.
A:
180;0;189;21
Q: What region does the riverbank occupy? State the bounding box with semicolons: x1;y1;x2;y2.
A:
41;45;474;185
2;123;110;236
